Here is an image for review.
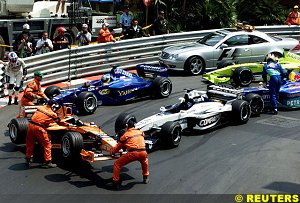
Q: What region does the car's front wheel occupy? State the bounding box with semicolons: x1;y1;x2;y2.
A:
184;56;205;75
244;93;264;117
160;121;182;148
151;77;172;98
231;100;251;124
76;92;97;115
115;112;137;134
9;118;28;144
232;67;253;86
61;131;83;160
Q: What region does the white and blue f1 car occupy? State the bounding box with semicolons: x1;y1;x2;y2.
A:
115;85;251;151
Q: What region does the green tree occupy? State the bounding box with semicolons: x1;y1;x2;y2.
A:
236;0;289;25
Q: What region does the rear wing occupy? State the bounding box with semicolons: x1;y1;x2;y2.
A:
136;64;168;79
207;85;243;103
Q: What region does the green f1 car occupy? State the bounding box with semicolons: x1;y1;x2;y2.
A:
202;51;300;86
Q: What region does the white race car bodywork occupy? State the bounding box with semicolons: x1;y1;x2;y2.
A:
136;97;233;132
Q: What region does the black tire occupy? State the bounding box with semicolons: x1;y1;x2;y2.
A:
151;77;172;98
160;121;182;148
44;86;61;99
61;131;83;160
231;100;251;124
115;112;137;134
76;91;97;115
232;66;253;86
244;93;264;117
9;118;28;144
217;60;234;69
184;56;205;75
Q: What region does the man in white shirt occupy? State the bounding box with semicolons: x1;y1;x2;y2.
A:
77;24;92;46
36;32;53;55
119;6;132;32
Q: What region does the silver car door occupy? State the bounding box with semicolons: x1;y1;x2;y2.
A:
214;34;251;66
248;35;269;62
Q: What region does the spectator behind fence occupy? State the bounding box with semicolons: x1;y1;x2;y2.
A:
124;19;150;39
120;6;132;33
53;27;69;51
152;10;169;35
17;33;33;58
97;23;116;43
13;24;36;56
77;24;91;46
36;31;53;55
286;5;300;25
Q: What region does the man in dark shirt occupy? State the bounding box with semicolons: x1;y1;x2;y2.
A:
124;19;150;39
13;24;36;55
52;27;69;51
152;10;169;35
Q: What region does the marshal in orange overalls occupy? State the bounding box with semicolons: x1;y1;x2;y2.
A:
19;78;48;117
25;105;60;162
111;128;149;182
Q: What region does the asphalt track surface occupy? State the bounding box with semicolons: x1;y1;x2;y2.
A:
1;74;300;202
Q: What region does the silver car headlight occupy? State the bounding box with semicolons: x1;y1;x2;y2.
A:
168;54;179;60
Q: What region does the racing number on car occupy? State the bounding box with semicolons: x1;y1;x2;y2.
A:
218;48;236;61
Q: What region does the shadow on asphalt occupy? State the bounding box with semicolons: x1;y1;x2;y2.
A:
264;181;300;193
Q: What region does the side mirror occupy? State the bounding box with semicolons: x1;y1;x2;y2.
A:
220;44;228;49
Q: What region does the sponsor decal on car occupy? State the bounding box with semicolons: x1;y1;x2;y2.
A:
100;89;110;95
114;69;134;77
286;99;300;107
117;88;138;96
197;114;221;127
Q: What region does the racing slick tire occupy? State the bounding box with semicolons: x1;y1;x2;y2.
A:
232;67;253;86
44;86;61;99
231;100;251;124
76;91;97;115
217;60;234;69
115;112;137;134
160;121;182;148
61;131;84;160
184;56;205;75
9;118;28;144
244;93;264;117
151;77;172;98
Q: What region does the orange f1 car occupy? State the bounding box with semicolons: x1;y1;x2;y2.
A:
8;104;120;162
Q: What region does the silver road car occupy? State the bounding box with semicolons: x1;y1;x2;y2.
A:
159;29;300;75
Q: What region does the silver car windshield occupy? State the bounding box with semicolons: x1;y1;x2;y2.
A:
197;32;227;46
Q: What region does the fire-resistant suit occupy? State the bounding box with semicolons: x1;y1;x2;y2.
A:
111;127;149;182
25;105;60;162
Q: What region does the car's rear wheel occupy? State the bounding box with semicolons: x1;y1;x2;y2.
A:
231;100;251;124
9;118;28;144
61;131;83;160
115;112;137;134
184;56;205;75
232;66;253;86
44;86;61;99
151;77;172;98
160;121;182;148
244;93;264;117
76;91;97;115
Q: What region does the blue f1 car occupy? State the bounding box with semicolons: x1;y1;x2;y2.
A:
202;72;300;117
44;64;172;114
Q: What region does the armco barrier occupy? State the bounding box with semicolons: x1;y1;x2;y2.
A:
0;24;300;98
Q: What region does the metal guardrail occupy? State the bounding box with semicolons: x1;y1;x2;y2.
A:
10;25;300;87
